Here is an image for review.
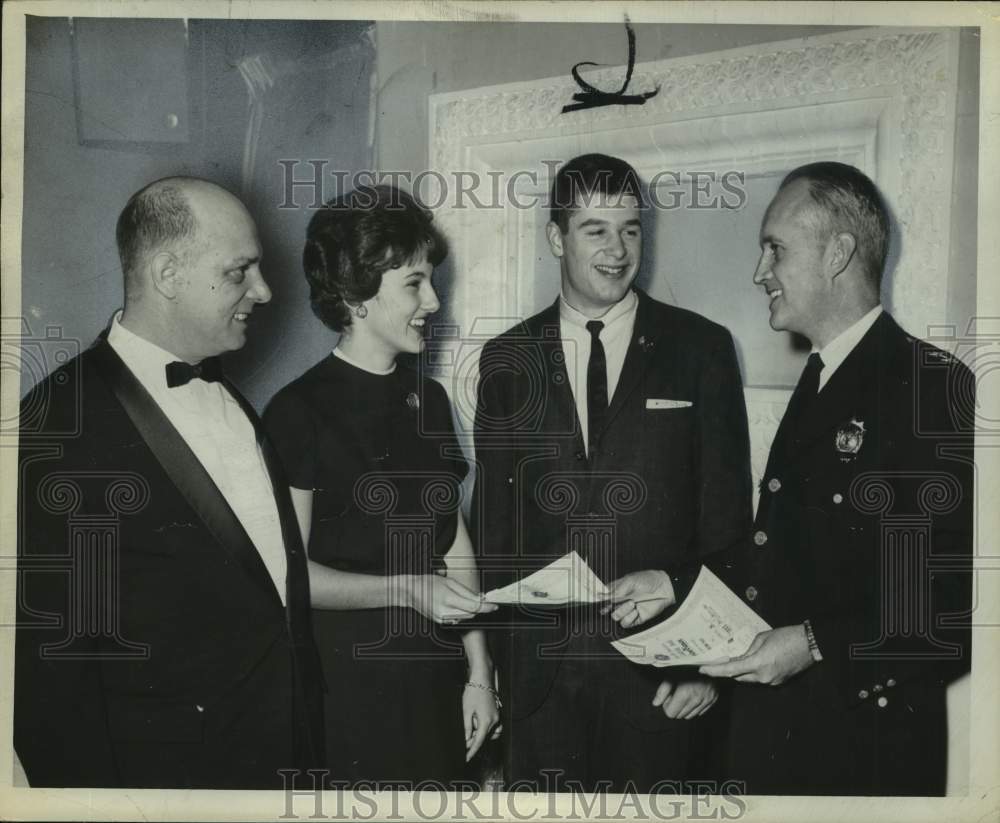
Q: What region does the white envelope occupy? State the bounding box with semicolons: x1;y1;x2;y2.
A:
646;398;692;409
484;551;610;605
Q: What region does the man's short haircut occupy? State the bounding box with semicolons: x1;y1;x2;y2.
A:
303;185;447;333
115;179;198;281
779;162;890;287
549;153;646;233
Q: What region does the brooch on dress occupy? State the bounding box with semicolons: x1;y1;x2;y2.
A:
835;418;865;461
406;391;420;410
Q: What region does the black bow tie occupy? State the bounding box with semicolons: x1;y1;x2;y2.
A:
165;357;224;388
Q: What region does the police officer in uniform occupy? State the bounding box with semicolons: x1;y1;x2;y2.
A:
694;162;974;795
611;162;975;795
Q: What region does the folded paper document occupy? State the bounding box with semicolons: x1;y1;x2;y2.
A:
611;566;771;667
484;551;610;605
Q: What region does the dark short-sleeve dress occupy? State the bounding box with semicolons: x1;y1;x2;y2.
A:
264;353;469;786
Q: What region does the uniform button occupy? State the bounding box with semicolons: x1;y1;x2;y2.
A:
877;696;888;708
753;530;768;546
886;678;896;688
858;689;869;700
873;684;883;693
768;478;781;493
745;586;758;602
833;493;844;504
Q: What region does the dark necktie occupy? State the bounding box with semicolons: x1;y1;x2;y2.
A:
770;352;824;459
165;357;224;388
586;320;608;454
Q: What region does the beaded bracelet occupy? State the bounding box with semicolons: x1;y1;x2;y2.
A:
464;681;502;709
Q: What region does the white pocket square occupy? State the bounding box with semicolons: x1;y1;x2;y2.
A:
646;398;692;409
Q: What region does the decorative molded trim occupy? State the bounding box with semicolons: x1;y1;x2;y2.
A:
429;27;959;340
428;27;960;496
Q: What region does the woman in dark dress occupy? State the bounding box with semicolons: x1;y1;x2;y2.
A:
264;186;499;786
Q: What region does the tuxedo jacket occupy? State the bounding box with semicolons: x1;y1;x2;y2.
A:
726;312;974;795
472;289;752;723
14;340;324;788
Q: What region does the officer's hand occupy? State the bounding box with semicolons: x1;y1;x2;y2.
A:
652;678;718;719
698;625;815;686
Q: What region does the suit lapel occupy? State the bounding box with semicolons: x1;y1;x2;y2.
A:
533;301;586;459
602;290;663;434
90;341;282;606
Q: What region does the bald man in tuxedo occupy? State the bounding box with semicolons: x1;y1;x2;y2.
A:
15;177;324;788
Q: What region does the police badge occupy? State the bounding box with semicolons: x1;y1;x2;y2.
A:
835;418;865;460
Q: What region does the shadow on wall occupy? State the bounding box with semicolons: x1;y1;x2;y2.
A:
20;17;374;409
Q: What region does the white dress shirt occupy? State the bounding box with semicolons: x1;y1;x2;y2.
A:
816;305;883;392
108;313;287;603
559;290;639;453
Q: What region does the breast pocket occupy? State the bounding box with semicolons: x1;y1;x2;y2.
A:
640;405;695;460
630;406;697;482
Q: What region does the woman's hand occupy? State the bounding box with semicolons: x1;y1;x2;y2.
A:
462;682;502;761
398;574;497;624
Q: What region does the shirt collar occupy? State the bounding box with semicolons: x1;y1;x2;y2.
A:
816;304;883;376
559;289;638;331
333;345;396;375
107;311;188;391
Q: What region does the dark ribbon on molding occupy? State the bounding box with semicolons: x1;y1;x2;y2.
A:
561;18;660;114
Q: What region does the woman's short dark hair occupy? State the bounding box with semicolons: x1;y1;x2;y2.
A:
303;185;447;332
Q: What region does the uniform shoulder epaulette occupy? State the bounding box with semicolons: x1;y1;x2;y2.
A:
924;348;954;364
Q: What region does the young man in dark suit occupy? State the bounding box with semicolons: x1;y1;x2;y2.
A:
472;154;752;792
689;162;974;795
15;177;324;788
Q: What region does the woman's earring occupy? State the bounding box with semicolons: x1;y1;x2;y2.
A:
353;303;368;319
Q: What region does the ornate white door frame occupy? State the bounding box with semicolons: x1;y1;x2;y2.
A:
428;27;961;487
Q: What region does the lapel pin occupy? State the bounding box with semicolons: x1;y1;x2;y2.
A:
406;392;420;410
637;335;654;352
